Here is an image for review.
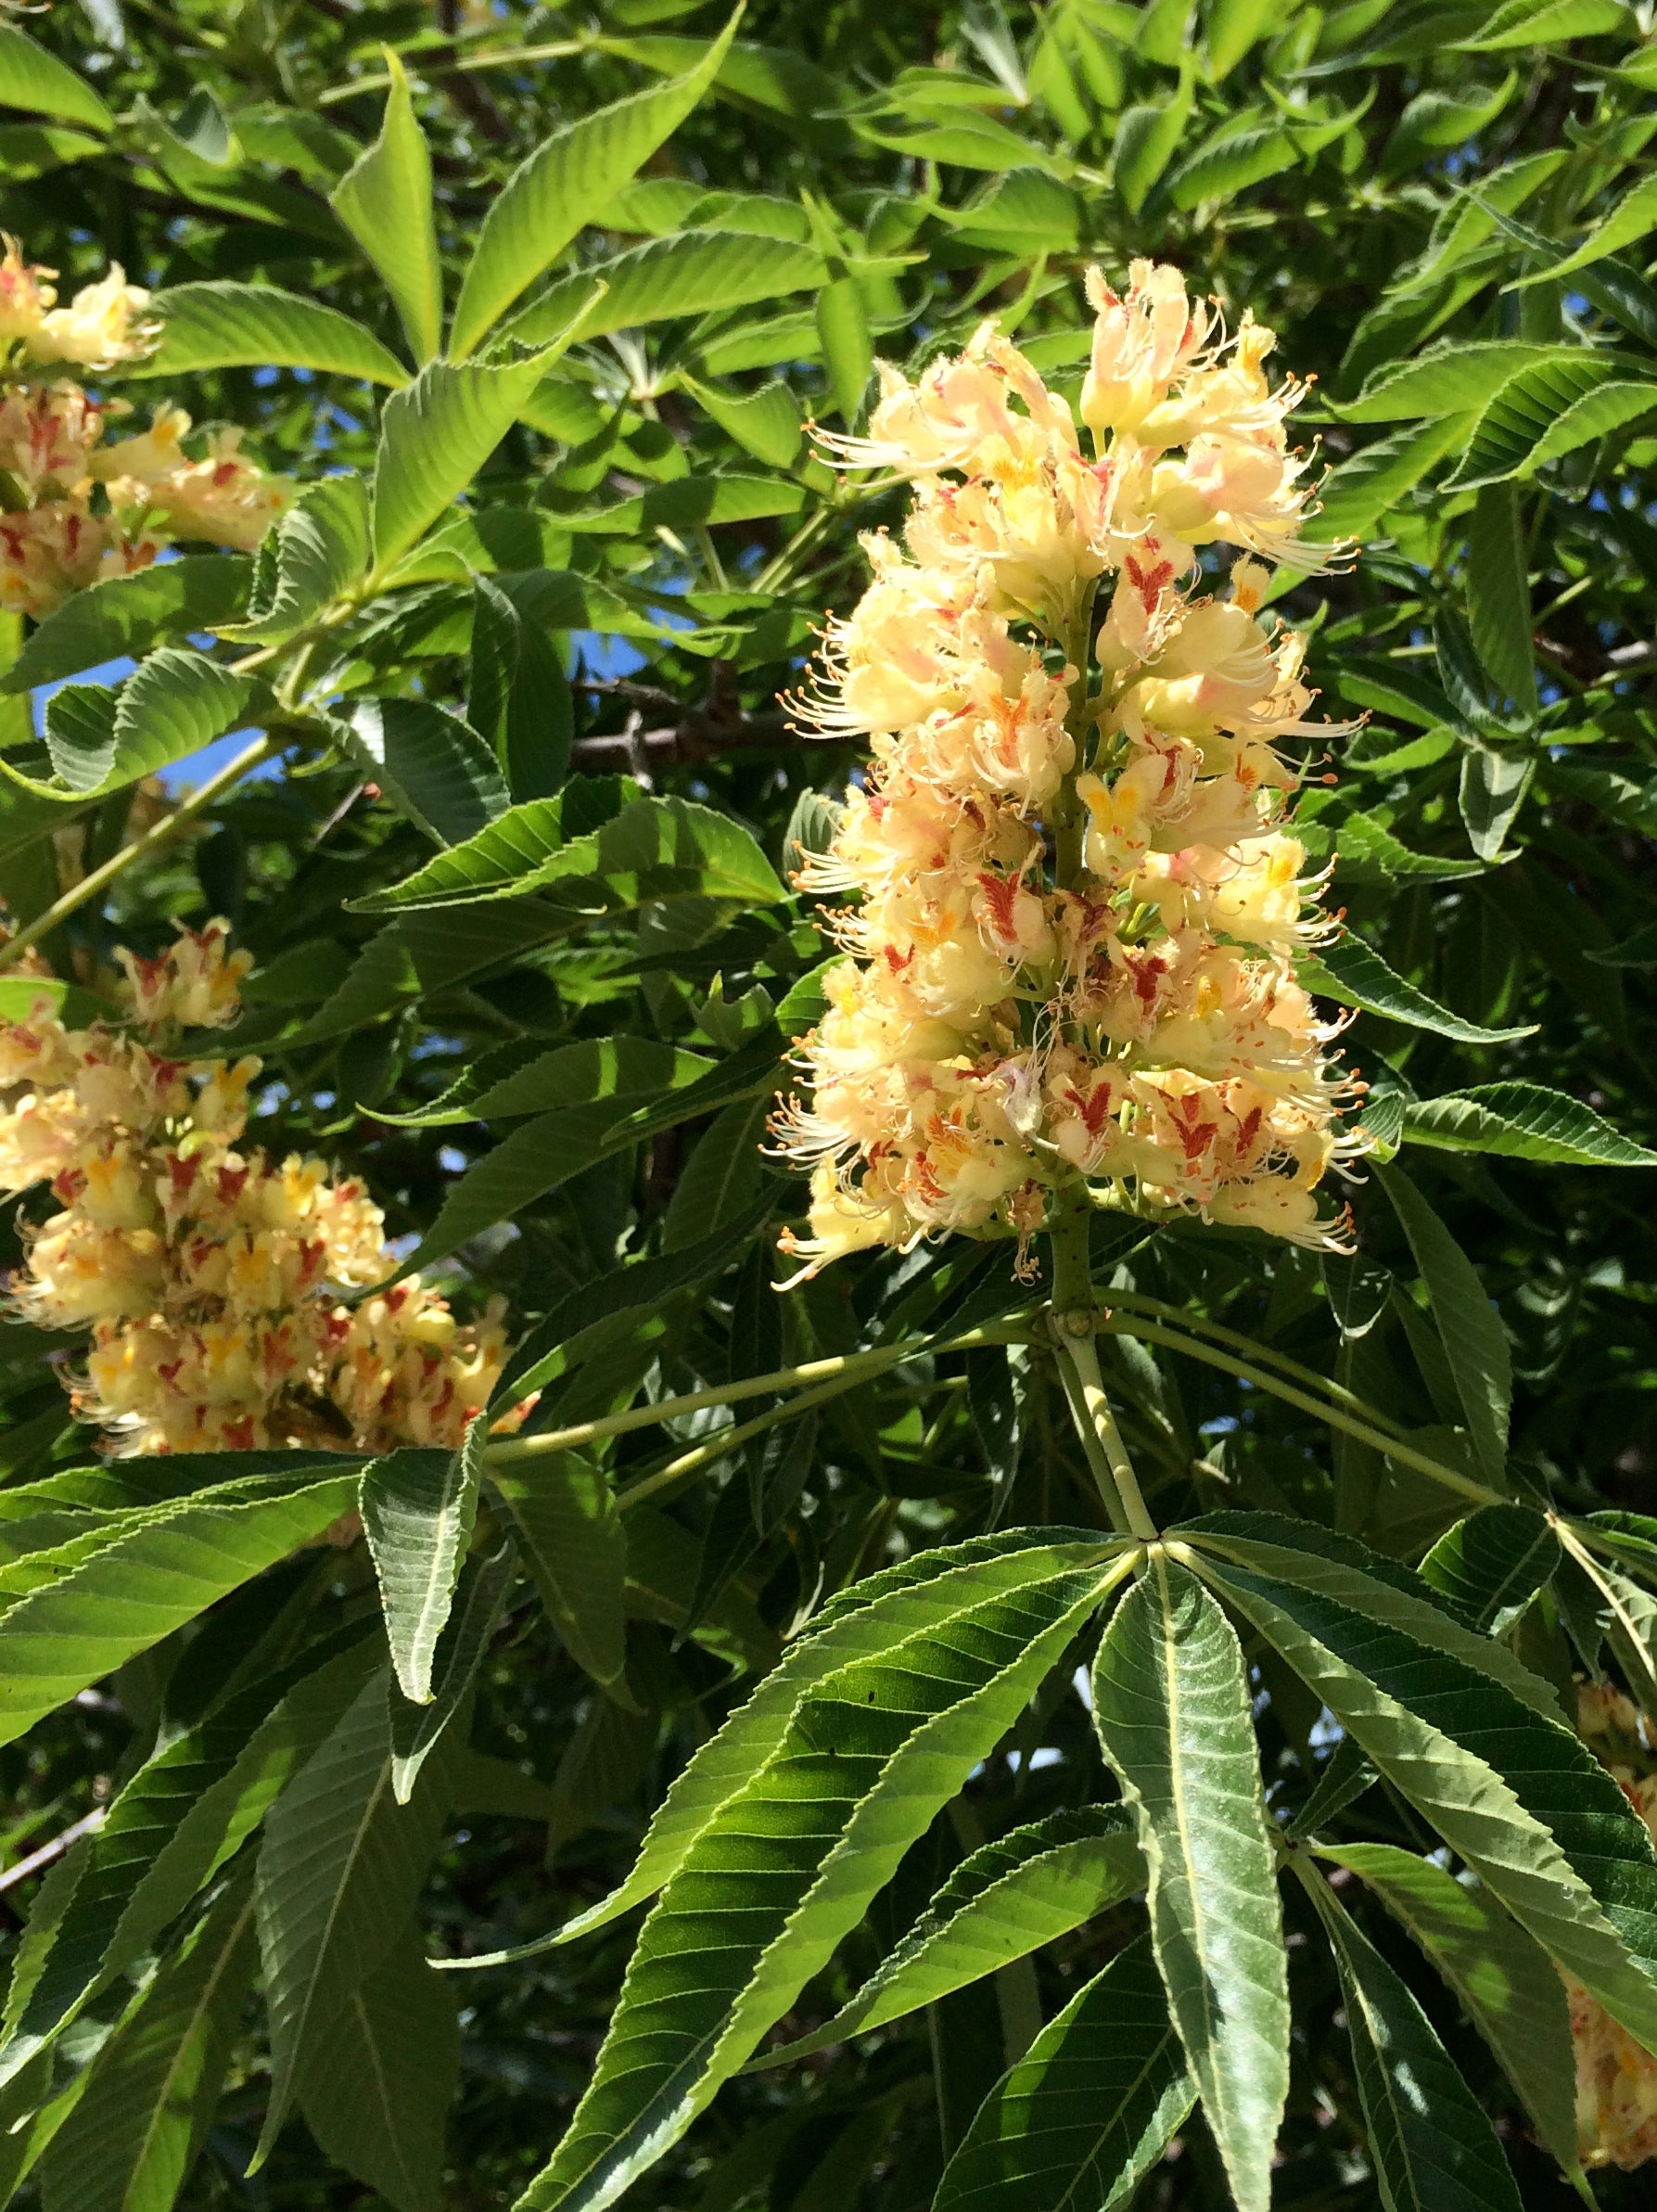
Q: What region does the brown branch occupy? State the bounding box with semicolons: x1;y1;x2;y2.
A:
570;674;797;774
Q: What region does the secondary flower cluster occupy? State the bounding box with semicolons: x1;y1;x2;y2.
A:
0;924;509;1454
0;240;288;619
774;261;1365;1279
1572;1682;1657;2168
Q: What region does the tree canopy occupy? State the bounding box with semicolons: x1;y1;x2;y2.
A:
2;3;1657;2209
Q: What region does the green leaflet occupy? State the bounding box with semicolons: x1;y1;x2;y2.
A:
37;1874;258;2212
756;1806;1144;2065
222;474;370;645
1332;339;1585;423
1459;0;1631;50
253;1666;463;2165
451;1532;1121;1969
370;350;576;573
130;280;409;387
1464;482;1538;714
392;1541;516;1805
1112;81;1192;213
6;649;257;805
1316;415;1471;543
363;1439;485;1706
339;697;511;846
0;558;252;693
500;230;825;349
1510;167;1657;288
0;24;113;131
1442;352;1657;491
0;1472;361;1747
1377;1164;1511;1490
1299;1871;1525;2212
449;12;741;357
1090;1556;1288;2212
295;1926;460;2212
1188;1540;1657;2061
513;1547;1128;2212
1316;1841;1582;2180
1418;1504;1560;1633
328;54;441;363
1303;933;1535;1044
0;1630;376;2087
1400;1081;1657;1167
680;374;803;467
376;1034;711;1131
1459;741;1534;863
816;276;873;427
493;1189;771;1406
932;1932;1194;2212
352;791;784;915
491;1451;628;1688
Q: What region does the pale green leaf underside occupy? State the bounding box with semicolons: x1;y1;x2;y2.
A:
1091;1557;1288;2212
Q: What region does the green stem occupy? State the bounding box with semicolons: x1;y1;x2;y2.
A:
0;732;280;976
1101;1287;1418;1446
1046;1190;1158;1540
1099;1312;1506;1510
613;1371;860;1515
484;1321;1034;1469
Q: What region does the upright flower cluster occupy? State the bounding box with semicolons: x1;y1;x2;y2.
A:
774;262;1365;1279
0;924;510;1454
0;241;288;619
1571;1683;1657;2167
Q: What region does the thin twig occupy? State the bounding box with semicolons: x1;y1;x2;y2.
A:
0;732;281;975
0;1807;103;1896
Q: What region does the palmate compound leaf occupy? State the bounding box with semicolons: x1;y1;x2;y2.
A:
253;1664;465;2167
448;10;742;357
1297;1868;1526;2212
0;1630;377;2089
440;1531;1113;1974
0;1467;362;1749
511;1541;1130;2211
1090;1556;1288;2212
1316;1840;1584;2181
932;1931;1194;2212
1401;1081;1657;1167
362;1438;485;1707
1183;1519;1657;2061
753;1806;1145;2065
36;1872;259;2212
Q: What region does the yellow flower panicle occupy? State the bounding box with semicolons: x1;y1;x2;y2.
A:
1572;1683;1657;2169
0;241;289;619
773;261;1367;1280
0;922;514;1456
